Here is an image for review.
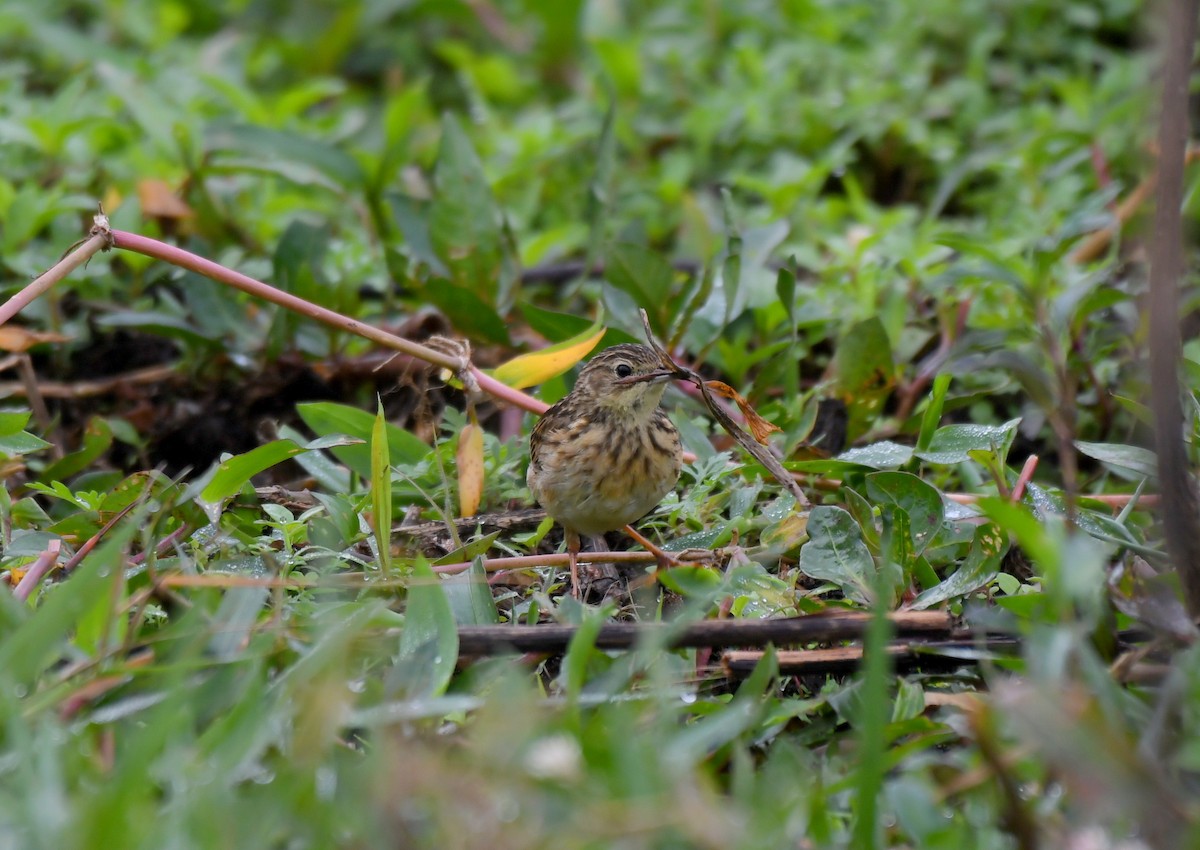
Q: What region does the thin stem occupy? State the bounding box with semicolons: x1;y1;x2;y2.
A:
0;232;111;326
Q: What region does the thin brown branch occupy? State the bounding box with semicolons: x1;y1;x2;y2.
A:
722;636;1018;677
0;363;178;399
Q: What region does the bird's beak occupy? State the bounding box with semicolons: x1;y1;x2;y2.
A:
614;368;680;386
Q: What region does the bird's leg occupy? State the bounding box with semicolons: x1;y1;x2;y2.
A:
623;524;680;572
566;528;582;599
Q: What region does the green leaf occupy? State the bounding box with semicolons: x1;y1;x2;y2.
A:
433;532;501;565
1074;440;1158;480
423;279;511;345
371;400;392;577
914;418;1021;465
836;441;915;469
864;471;945;556
0;409;32;435
277;424;352;493
798;505;877;606
428;114;506;303
0;519;135;688
395;558;458;698
776;260;797;340
296;402;428;480
657;564;724;596
443;557;499;625
604;242;674;331
199;435;356;504
560;603;615;698
387;192;448;273
206;123;365;190
916;373;951;451
40;417;113;483
834;317;895;439
519;302;639;348
912;522;1007;609
0;430;52;457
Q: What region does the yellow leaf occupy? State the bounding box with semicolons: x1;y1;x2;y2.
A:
457;423;485;518
492;323;606;389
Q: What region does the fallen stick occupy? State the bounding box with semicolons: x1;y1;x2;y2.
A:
722;638;1020;677
456;609;953;655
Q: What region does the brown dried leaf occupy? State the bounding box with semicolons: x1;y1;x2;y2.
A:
703;380;782;444
137;179;193;219
0;326;70;352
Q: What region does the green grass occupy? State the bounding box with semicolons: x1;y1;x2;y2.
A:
2;0;1198;847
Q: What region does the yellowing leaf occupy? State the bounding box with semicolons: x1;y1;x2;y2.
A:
492;323;606;389
457;423;485;517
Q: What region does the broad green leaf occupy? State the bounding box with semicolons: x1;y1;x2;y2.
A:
0;409;32;435
798;505;877;605
519;302;639;348
296;401;428;479
914;418;1021;465
200;435;356;504
0;430;52;457
658;564;724;596
492;320;606;389
387;192;449;273
395;558;458;698
865;471;945;555
836;441;914;469
277;424;351;493
444;556;499;625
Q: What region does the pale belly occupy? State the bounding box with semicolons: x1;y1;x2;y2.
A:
528;419;681;536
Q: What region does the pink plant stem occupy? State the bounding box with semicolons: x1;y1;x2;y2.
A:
111;231;557;416
1010;455;1039;502
12;539;62;602
0;234;110;327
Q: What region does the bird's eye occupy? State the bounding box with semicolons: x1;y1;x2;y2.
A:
615;363;633;379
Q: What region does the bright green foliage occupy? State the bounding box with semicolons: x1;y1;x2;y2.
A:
2;0;1198;848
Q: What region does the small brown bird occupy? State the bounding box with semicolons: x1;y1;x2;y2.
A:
527;343;683;597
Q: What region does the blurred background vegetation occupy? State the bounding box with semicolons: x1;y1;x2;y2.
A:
2;0;1198;848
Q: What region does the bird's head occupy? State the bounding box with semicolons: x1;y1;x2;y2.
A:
572;343;679;416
